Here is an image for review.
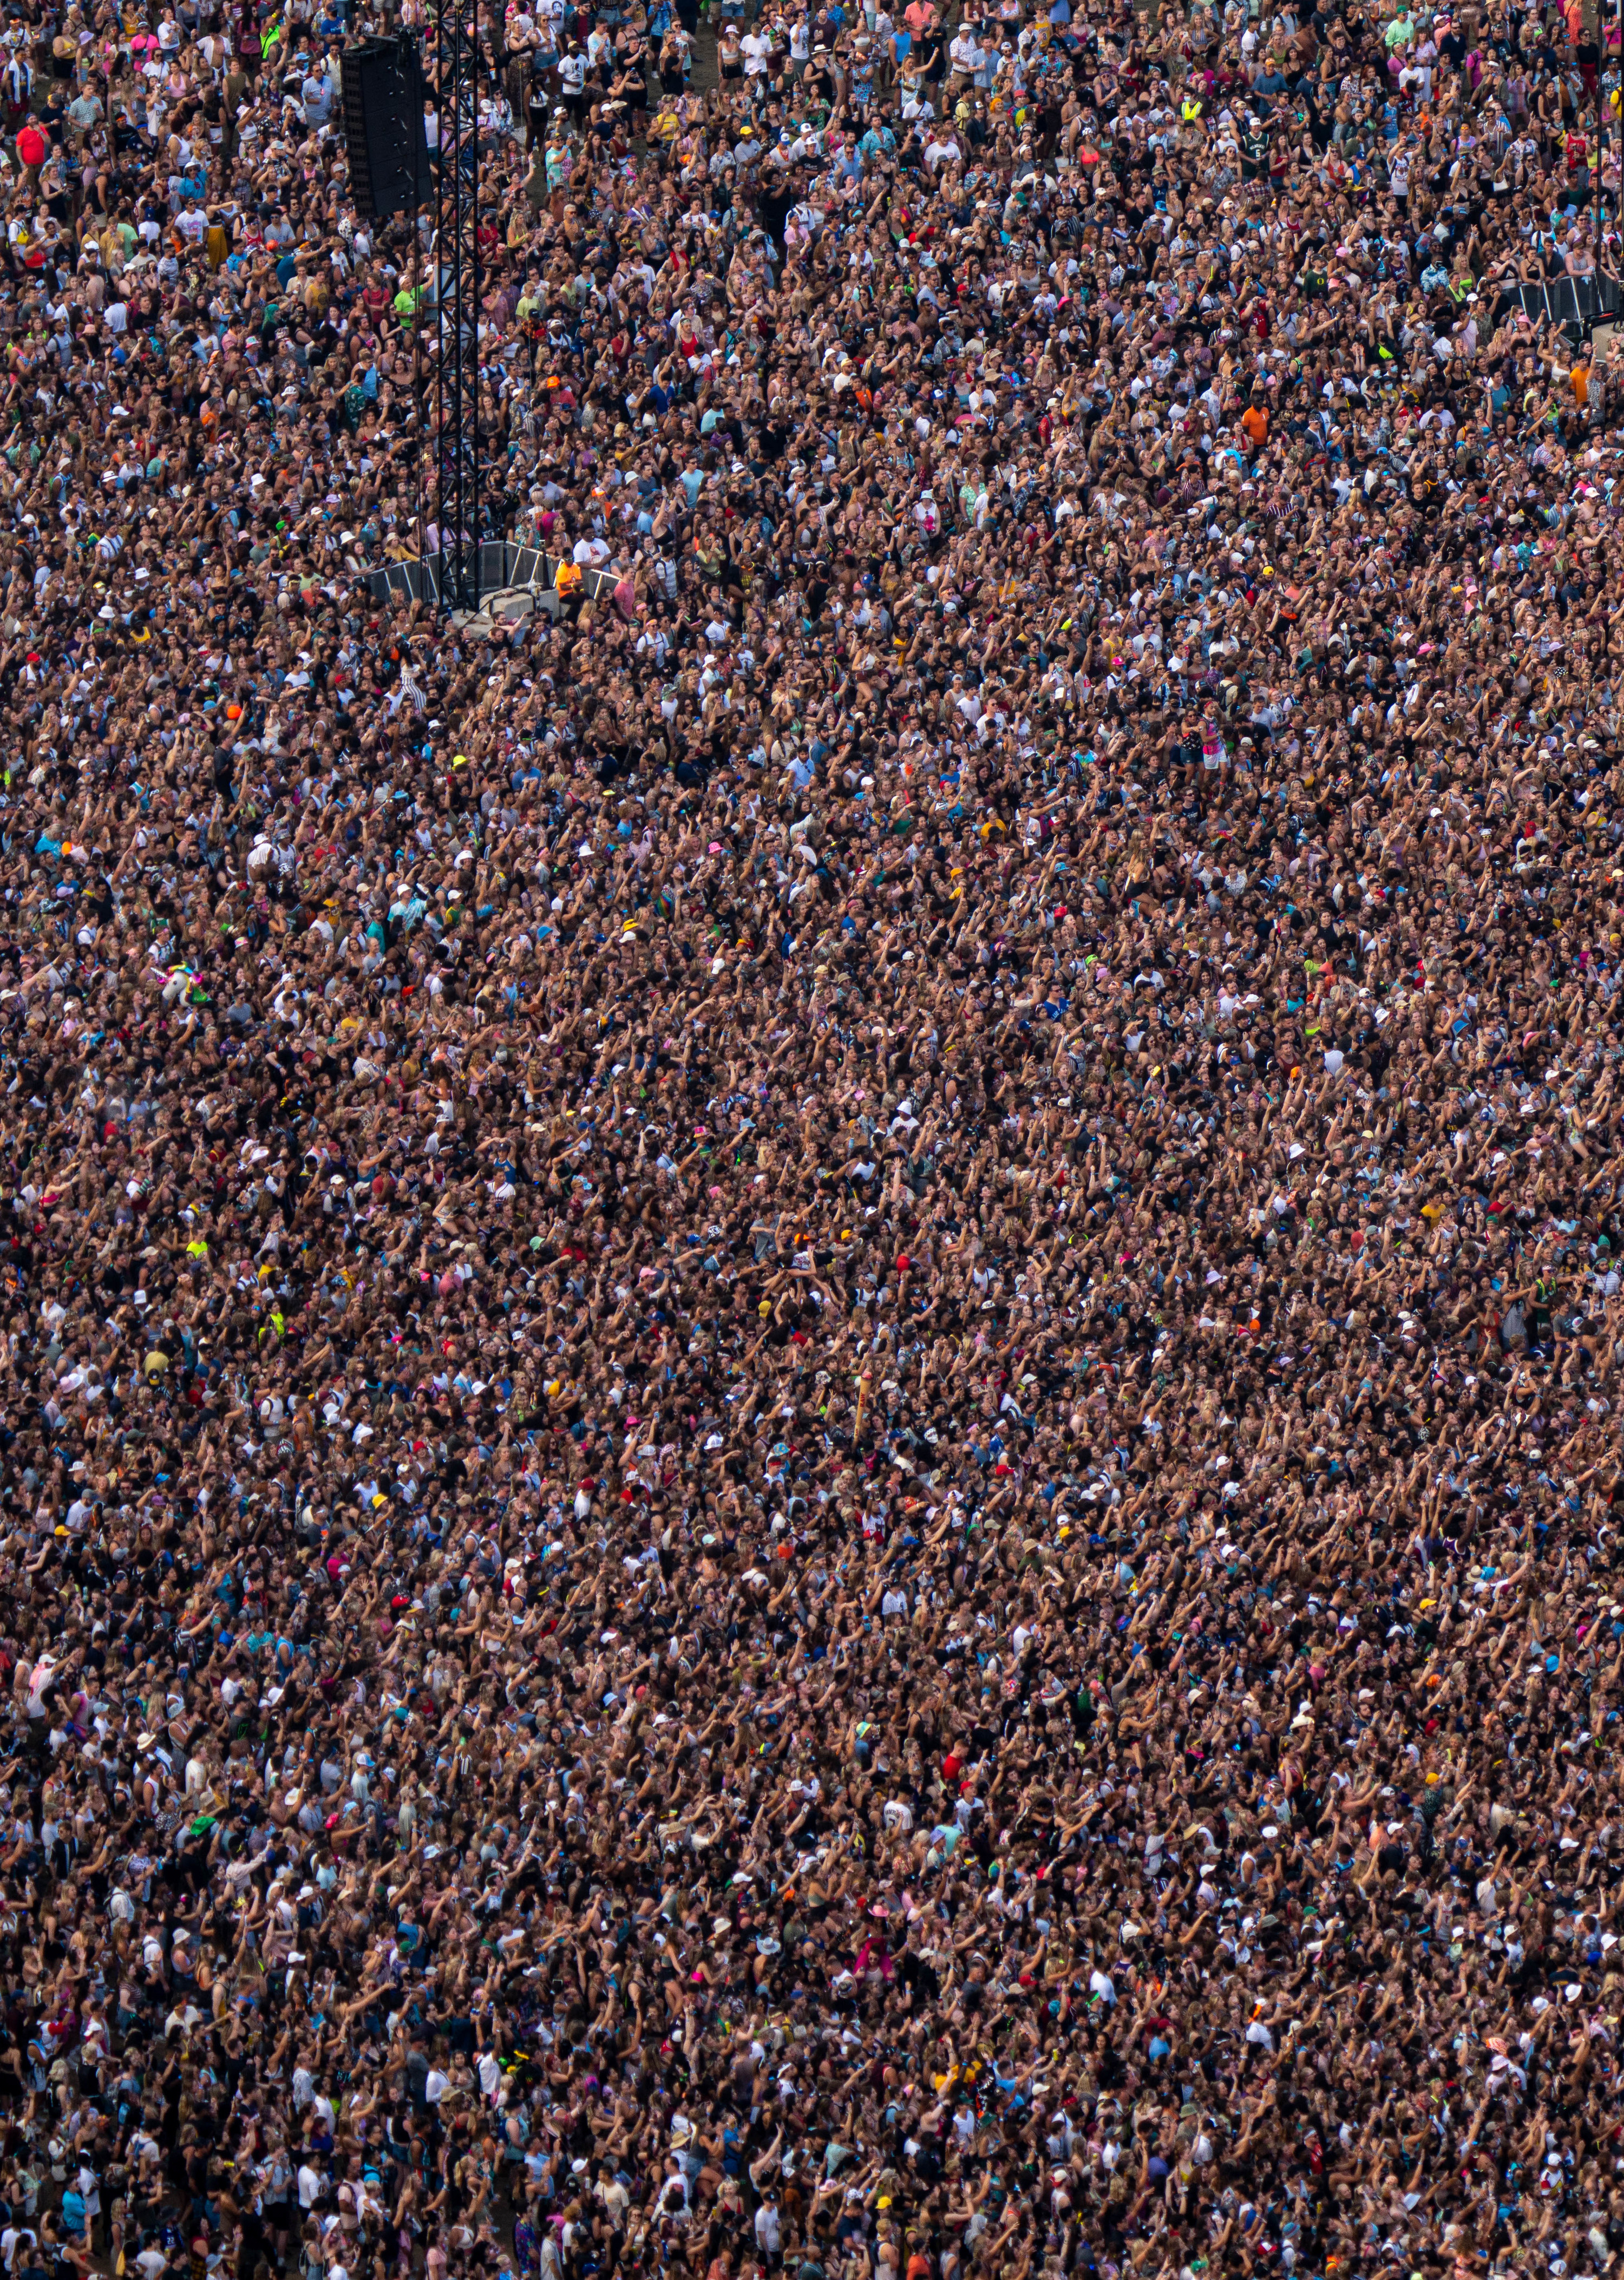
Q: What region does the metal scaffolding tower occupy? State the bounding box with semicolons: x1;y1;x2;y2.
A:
432;0;482;611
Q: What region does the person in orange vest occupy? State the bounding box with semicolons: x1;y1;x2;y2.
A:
554;558;584;618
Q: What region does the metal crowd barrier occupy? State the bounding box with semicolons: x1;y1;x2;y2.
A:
1494;271;1624;344
360;543;624;609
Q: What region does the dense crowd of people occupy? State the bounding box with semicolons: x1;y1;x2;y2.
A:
7;3;1624;2280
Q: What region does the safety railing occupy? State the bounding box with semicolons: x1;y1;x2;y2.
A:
359;542;625;608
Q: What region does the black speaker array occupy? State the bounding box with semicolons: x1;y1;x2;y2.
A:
342;34;433;220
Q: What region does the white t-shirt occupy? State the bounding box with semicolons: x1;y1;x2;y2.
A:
741;28;770;69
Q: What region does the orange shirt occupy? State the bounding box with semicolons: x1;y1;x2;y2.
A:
1241;403;1269;448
